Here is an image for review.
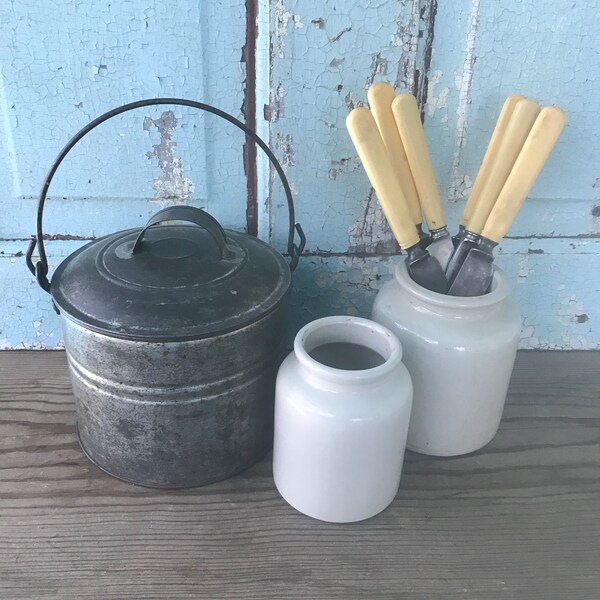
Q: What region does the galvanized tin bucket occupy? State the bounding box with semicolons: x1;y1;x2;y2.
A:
26;98;305;488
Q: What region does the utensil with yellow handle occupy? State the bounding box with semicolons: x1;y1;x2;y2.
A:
391;93;454;271
367;82;428;245
346;107;448;294
448;106;566;297
454;94;525;243
446;97;541;284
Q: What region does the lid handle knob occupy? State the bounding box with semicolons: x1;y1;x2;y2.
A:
131;205;228;257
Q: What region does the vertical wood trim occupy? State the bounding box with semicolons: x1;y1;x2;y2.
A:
416;0;438;123
242;0;259;236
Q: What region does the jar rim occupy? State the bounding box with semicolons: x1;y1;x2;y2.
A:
394;260;511;308
294;316;403;382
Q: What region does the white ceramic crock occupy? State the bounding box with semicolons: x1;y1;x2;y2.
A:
372;260;521;457
272;316;413;523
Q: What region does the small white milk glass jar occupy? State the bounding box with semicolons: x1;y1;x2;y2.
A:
372;261;521;457
273;316;413;523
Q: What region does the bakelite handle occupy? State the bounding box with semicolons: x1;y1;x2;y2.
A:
467;98;540;235
346;107;420;250
368;82;422;226
460;94;525;228
391;94;446;230
482;107;566;243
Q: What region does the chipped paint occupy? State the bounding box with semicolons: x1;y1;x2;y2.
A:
273;0;304;59
591;212;600;235
392;0;419;90
328;156;360;181
348;190;398;255
416;0;438;116
343;0;439;251
330;27;351;43
518;254;531;278
343;90;361;112
276;133;295;168
144;111;195;204
425;69;449;120
0;63;22;197
264;83;285;122
448;0;480;202
1;0;599;350
42;234;95;241
365;54;389;88
0;0;248;348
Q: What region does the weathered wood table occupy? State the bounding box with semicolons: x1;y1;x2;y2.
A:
1;351;598;599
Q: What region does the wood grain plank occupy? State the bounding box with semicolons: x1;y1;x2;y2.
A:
0;351;598;599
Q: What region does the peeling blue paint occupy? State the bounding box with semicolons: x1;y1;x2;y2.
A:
0;0;598;349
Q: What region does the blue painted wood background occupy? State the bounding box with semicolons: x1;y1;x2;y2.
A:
1;0;598;349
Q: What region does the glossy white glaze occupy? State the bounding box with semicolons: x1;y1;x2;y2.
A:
372;261;521;456
273;316;413;523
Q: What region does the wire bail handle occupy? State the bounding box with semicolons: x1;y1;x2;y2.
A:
26;98;306;293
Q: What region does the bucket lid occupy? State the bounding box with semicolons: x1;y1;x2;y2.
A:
50;206;291;341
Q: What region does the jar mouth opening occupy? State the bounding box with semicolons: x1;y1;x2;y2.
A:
395;260;510;308
294;316;402;381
